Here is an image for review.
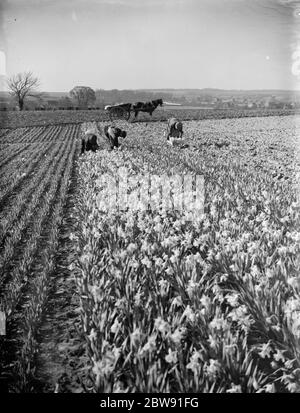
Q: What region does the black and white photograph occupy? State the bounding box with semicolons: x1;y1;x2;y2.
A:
0;0;300;398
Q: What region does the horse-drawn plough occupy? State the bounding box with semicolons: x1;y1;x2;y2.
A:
104;99;164;122
104;103;132;121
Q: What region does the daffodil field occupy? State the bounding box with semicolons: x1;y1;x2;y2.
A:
0;114;299;392
72;115;300;393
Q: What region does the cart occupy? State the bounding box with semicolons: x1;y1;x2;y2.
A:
104;103;132;121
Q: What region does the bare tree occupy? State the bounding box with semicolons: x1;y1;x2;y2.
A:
7;71;42;111
70;86;96;109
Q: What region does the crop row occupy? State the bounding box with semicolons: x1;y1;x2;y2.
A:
0;127;35;145
0;143;32;170
0;139;68;283
0;126;61;185
0;137;66;247
0;124;80;391
11;128;78;390
0;125;78;309
0;126;64;207
0;125;61;169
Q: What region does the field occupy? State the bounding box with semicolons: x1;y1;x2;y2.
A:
0;113;300;393
0;107;298;128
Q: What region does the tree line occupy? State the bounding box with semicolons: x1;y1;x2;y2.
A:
5;71;180;111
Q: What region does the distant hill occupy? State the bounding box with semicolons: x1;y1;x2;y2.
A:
1;88;299;100
1;88;299;110
137;88;300;98
43;92;69;98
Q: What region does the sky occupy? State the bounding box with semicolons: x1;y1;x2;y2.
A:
0;0;299;91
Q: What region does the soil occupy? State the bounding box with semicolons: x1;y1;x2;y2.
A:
32;152;91;393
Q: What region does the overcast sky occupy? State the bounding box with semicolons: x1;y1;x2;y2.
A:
0;0;299;91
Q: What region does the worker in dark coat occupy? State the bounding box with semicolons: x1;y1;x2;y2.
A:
103;125;127;149
165;117;183;141
81;132;99;154
81;126;127;154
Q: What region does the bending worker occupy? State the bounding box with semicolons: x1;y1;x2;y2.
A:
81;125;127;154
103;125;127;149
165;117;184;144
81;132;99;154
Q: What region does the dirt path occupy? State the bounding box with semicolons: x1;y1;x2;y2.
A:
32;152;90;393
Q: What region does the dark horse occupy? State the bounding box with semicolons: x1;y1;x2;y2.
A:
132;99;163;119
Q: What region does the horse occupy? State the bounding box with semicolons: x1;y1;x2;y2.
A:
132;99;163;119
